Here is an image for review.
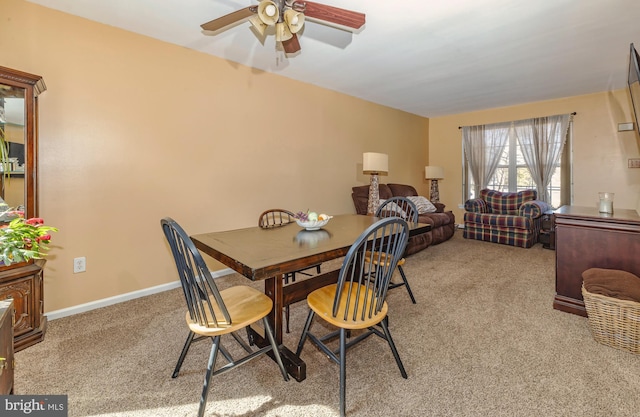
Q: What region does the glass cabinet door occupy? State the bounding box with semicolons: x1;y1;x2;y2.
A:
0;66;46;223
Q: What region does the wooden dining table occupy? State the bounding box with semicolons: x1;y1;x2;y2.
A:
191;213;431;381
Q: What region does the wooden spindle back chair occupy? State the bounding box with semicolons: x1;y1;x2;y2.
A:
372;196;419;303
296;217;410;417
161;217;289;417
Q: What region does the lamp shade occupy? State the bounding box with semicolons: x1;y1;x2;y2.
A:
425;166;444;180
363;152;388;174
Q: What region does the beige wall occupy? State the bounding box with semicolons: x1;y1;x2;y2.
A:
429;91;640;222
3;0;429;312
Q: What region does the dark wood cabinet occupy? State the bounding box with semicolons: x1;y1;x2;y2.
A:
554;205;640;316
0;299;14;394
0;261;46;351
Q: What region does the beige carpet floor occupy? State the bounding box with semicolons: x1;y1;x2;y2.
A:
14;231;640;416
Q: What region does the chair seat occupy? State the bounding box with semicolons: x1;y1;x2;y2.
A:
364;251;405;267
307;284;388;330
186;286;273;336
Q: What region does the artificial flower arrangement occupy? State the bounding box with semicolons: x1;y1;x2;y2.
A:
0;211;58;266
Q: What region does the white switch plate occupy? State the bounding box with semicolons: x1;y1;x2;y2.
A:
619;122;634;131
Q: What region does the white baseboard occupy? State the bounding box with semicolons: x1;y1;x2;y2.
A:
45;268;236;321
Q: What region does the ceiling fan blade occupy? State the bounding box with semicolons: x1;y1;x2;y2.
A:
201;6;257;32
300;1;365;30
282;34;301;53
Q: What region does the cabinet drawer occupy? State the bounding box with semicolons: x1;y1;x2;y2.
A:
0;275;37;337
0;300;14;395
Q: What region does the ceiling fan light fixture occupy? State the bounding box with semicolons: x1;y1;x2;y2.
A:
249;15;269;36
284;9;305;33
265;4;277;16
257;1;279;25
275;22;294;42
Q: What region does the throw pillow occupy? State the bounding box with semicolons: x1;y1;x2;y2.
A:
407;196;437;214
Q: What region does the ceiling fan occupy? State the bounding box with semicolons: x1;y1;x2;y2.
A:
200;1;366;54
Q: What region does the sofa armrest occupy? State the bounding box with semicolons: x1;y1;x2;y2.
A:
519;200;551;218
464;198;488;213
434;202;446;213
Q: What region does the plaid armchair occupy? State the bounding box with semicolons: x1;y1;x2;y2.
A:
463;189;551;248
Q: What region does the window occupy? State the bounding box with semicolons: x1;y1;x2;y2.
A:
463;120;572;209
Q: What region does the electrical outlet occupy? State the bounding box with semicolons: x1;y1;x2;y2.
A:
73;257;86;273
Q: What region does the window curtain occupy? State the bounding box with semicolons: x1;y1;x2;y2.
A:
514;114;571;203
462;122;510;197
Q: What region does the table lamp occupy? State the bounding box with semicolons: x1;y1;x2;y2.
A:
363;152;388;214
425;166;444;203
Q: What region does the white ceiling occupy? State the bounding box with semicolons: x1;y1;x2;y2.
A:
26;0;640;118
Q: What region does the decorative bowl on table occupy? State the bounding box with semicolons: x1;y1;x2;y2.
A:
296;218;331;231
294;212;332;231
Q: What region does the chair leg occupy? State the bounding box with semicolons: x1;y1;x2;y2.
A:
398;265;417;304
339;327;347;417
262;317;290;381
246;326;255;346
198;335;221;417
380;317;407;379
295;309;316;356
172;331;195;378
285;305;291;333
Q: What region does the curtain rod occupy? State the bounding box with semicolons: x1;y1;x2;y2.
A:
457;112;577;129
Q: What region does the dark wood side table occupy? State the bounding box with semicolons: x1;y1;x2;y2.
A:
539;211;555;250
0;299;14;394
553;205;640;316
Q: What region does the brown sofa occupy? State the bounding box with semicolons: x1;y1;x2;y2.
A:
351;183;456;255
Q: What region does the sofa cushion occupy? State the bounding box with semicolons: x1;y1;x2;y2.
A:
351;184;394;201
407;196;436;214
351;184;394;215
418;212;454;228
480;189;537;215
388;183;418;197
378;184;394;200
464;212;532;230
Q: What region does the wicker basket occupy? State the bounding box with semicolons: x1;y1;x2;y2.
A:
582;285;640;354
